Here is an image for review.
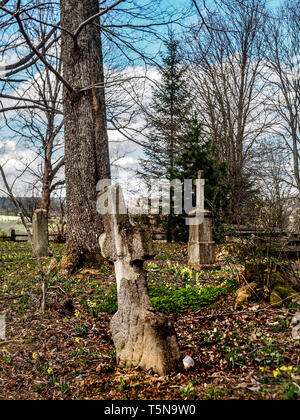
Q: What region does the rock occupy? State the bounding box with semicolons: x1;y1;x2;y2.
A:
248;385;261;392
234;282;258;310
270;290;283;307
183;356;195;370
242;262;299;308
271;272;300;306
292;313;300;325
0;315;5;340
291;313;300;340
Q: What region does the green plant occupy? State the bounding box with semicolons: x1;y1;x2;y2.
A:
119;377;128;391
60;383;69;394
149;277;237;315
270;318;288;332
282;383;300;400
204;387;220;400
75;324;88;336
0;231;9;242
101;286;118;313
180;381;196;396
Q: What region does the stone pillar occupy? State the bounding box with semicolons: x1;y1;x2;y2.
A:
188;209;216;269
32;209;49;257
99;185;182;375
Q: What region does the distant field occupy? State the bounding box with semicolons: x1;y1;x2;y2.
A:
0;215;29;234
0;215;61;235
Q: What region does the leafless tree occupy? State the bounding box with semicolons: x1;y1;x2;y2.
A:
252;137;293;229
0;0;188;255
186;0;272;220
264;0;300;196
3;45;64;217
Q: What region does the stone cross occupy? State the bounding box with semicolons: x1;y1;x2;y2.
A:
99;185;182;375
188;171;216;269
194;170;205;211
32;209;49;257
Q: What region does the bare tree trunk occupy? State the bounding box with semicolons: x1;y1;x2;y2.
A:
292;130;300;194
60;0;111;253
41;172;51;216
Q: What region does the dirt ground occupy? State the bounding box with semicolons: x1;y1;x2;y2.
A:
0;241;299;400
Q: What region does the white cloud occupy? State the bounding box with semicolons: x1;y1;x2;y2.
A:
0;64;161;198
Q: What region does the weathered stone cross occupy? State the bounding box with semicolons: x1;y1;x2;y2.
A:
188;170;216;269
99;185;182;375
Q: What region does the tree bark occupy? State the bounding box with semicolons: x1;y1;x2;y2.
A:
41;170;51;216
60;0;110;253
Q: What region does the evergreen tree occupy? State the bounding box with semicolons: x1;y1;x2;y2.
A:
168;115;230;241
139;34;192;180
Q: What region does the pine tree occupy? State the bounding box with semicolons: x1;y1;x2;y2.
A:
139;34;192;180
168;115;230;241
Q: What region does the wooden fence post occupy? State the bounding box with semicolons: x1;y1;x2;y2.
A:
11;229;16;242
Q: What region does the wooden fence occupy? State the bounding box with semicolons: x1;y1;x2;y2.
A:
0;229;60;243
151;225;300;258
2;225;300;257
227;225;300;258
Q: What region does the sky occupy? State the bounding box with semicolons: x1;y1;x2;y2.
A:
0;0;288;200
112;0;284;66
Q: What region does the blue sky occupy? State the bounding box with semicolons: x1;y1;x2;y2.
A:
125;0;284;65
0;0;287;196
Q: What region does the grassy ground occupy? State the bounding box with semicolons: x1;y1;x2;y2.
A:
0;215;61;237
0;241;299;400
0;216;28;235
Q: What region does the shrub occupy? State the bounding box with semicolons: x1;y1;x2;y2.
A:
0;231;9;241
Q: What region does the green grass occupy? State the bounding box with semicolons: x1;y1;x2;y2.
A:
0;215;29;234
0;214;61;235
0;241;238;318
